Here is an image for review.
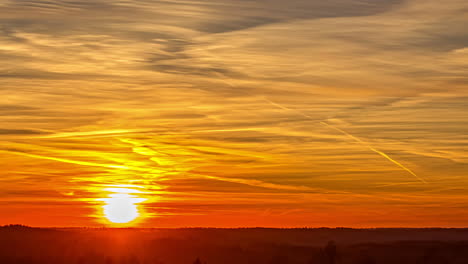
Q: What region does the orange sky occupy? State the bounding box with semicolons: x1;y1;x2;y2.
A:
0;0;467;227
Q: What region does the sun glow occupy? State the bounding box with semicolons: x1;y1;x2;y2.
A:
100;187;147;224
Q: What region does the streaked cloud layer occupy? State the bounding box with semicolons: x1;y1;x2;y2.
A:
0;0;467;227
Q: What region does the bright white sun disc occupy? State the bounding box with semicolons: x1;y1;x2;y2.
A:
102;193;146;224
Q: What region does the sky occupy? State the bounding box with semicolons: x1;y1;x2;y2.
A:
0;0;467;227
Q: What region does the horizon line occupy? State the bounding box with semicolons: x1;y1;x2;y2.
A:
3;225;468;230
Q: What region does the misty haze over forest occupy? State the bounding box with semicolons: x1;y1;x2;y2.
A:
2;226;468;264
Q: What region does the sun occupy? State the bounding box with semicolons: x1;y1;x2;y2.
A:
100;187;147;224
103;193;140;224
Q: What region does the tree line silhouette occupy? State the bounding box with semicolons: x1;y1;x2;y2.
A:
1;226;467;264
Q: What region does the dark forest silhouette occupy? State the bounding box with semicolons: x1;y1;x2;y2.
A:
1;226;468;264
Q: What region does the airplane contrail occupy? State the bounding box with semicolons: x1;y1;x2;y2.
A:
262;98;427;184
204;73;427;184
37;129;150;139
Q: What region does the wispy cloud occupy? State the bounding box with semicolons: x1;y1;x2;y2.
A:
1;0;467;227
